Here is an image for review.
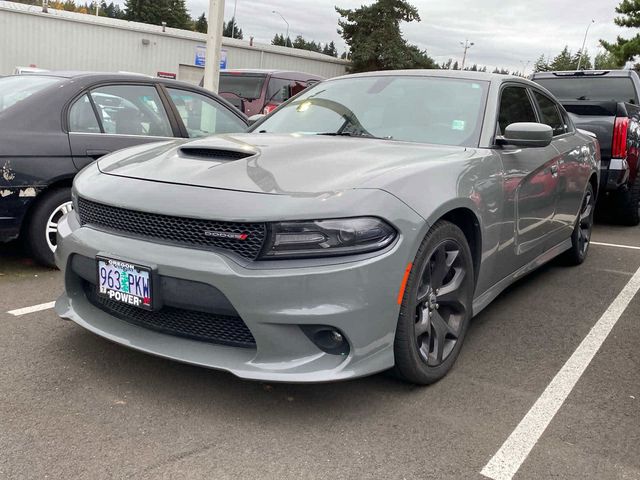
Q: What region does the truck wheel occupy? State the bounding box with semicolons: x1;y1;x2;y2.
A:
613;175;640;226
25;188;73;268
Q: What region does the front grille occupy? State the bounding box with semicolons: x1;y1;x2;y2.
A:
78;198;266;260
86;286;256;348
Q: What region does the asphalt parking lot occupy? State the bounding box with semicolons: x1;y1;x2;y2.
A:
1;223;638;480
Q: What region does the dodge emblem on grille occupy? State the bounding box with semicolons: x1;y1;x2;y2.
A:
204;231;249;240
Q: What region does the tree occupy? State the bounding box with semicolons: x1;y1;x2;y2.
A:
601;0;640;66
124;0;191;30
595;50;623;69
322;41;338;57
571;49;593;70
271;33;292;47
223;17;243;39
193;12;207;33
336;0;437;72
452;60;459;70
533;54;550;73
549;46;574;70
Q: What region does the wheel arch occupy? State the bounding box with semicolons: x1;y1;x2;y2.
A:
19;176;75;237
432;206;483;289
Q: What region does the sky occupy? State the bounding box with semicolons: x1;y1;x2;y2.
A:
117;0;630;73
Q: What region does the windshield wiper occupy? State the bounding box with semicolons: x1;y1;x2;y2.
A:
316;132;386;139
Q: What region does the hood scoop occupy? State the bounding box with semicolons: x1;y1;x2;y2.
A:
179;146;257;161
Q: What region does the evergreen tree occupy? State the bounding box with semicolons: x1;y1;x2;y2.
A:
336;0;436;72
223;17;243;39
452;61;459;70
571;49;593;70
194;13;207;33
322;41;338;57
549;46;574;70
124;0;191;30
595;51;622;69
601;0;640;66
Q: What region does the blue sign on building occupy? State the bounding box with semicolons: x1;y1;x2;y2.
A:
194;46;227;69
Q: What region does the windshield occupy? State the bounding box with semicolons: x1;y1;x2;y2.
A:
0;75;62;113
254;76;489;147
219;73;266;100
536;77;638;104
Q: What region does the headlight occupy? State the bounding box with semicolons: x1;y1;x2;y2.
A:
260;217;397;259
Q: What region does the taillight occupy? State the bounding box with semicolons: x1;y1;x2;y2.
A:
263;103;278;115
612;117;629;159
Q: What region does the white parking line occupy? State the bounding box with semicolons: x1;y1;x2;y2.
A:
592;241;640;251
481;264;640;480
7;301;56;317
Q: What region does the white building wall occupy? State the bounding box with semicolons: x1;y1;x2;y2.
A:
0;1;348;79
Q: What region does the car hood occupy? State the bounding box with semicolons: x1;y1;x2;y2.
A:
97;133;474;196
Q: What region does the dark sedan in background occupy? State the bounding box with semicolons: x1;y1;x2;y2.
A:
0;72;249;266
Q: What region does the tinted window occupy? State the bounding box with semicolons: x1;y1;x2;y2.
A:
498;87;537;133
256;76;489;147
90;85;172;137
266;78;293;103
0;76;61;113
167;89;246;137
69;94;101;133
533;91;566;136
219;74;266;100
535;77;638;104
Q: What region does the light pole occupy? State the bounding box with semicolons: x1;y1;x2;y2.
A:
231;0;238;39
272;10;290;46
577;19;595;71
203;0;225;93
460;39;474;70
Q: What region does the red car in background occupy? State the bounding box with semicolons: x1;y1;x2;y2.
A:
203;69;324;117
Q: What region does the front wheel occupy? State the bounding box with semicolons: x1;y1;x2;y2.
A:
25;188;73;268
393;221;474;385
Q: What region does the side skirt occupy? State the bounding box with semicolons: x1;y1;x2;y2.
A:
472;237;572;317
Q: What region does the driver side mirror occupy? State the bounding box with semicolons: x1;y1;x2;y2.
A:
497;123;552;148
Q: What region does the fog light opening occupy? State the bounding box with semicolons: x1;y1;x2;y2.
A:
301;325;350;356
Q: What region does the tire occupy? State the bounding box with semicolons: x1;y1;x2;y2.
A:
612;175;640;226
25;188;73;268
562;183;595;266
393;221;474;385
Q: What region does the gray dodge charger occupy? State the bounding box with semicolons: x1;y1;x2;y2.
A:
55;71;600;384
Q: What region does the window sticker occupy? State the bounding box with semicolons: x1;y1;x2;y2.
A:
452;120;466;131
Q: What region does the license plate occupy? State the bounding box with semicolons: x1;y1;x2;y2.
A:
97;256;152;310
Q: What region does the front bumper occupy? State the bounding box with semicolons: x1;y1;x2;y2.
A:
55;189;425;382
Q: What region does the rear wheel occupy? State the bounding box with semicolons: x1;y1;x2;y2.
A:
25;188;72;268
393;221;474;385
613;175;640;226
563;183;595;266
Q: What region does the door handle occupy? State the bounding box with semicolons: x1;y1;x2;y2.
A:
550;164;559;177
86;149;111;160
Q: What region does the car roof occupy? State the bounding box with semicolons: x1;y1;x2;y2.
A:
329;69;537;86
221;69;324;79
13;71;212;91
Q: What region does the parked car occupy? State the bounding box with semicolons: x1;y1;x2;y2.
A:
56;71;599;385
201;69;324;117
0;72;249;267
532;70;640;225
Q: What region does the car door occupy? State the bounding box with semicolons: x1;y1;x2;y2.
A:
67;83;178;170
495;85;561;271
531;90;591;240
163;87;249;138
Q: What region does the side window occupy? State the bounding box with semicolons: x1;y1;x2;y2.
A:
533;91;566;136
266;78;293;103
498;86;537;133
167;88;247;137
68;94;101;133
90;85;172;137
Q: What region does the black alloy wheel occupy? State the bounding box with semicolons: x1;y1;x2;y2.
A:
394;221;474;385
